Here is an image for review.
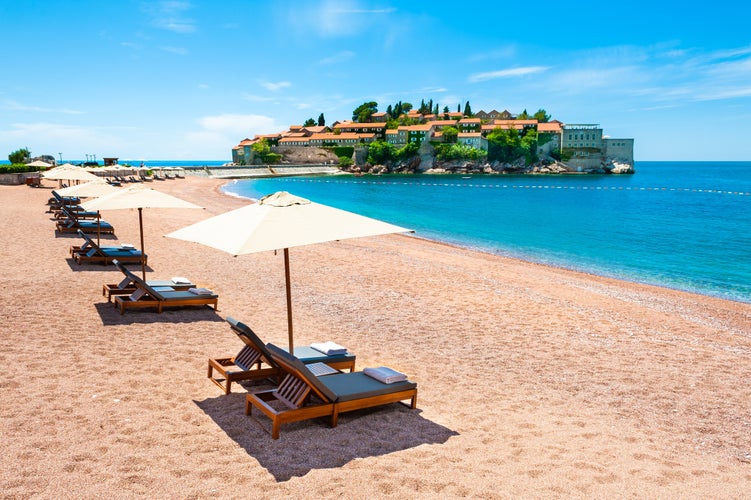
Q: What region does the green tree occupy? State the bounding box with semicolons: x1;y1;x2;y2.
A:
520;129;539;164
8;148;30;164
394;142;419;160
441;126;458;143
402;102;413;113
353;101;378;122
318;113;326;126
303;118;316;127
533;109;550;122
487;127;522;163
463;101;473;117
517;109;530;120
366;140;395;165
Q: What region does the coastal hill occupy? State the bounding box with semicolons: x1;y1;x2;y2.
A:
232;107;634;175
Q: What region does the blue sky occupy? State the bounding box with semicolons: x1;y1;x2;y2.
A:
2;1;751;161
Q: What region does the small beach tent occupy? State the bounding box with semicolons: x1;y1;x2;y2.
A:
82;184;203;279
166;191;412;352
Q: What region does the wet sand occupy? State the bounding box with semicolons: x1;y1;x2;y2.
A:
1;177;750;497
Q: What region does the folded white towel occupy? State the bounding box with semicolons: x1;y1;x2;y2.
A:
188;287;213;295
120;243;135;249
310;341;348;356
363;366;408;384
171;276;191;284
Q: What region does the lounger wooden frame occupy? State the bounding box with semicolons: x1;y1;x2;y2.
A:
208;317;356;394
102;261;194;302
70;230;147;266
246;344;416;439
111;259;218;314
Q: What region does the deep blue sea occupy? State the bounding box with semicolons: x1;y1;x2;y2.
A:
220;162;751;304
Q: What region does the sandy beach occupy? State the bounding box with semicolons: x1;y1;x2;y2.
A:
1;176;750;497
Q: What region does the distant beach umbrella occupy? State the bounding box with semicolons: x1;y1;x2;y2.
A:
54;180;120;198
166;191;412;351
27;160;53;169
82;184;203;279
42;164;100;182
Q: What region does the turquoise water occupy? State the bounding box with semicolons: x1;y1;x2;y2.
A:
221;162;751;304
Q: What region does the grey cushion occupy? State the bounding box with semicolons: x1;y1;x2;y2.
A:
319;372;417;402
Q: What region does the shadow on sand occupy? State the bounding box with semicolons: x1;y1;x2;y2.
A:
94;301;224;326
195;390;458;482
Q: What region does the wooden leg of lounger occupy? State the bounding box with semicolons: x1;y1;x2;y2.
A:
331;405;340;428
411;394;417;409
245;396;252;416
272;419;281;440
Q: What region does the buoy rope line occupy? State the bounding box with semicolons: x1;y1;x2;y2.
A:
279;178;751;196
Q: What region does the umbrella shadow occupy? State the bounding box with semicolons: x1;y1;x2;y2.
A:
94;302;224;325
195;390;458;482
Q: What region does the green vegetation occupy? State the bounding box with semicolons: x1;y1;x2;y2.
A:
8;148;30;164
365;140;419;165
435;143;487;161
251;138;281;164
352;101;378;122
486;127;539;165
0;164;45;173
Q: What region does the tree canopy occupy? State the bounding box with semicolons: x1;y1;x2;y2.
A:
8;148;29;164
352;101;378;122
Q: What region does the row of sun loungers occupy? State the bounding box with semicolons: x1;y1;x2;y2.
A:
47;188;414;440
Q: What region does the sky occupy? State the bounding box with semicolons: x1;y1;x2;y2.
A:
2;1;751;162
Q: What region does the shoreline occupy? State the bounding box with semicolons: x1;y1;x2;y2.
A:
214;178;751;306
2;177;750;496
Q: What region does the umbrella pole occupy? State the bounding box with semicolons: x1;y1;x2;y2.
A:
284;248;294;353
97;210;101;247
138;208;146;280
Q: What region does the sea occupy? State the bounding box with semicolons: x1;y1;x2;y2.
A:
218;161;751;305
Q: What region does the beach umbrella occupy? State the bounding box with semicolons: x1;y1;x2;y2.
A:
166;191;412;352
27;160;52;169
42;164;100;182
82;184;203;279
54;180;120;198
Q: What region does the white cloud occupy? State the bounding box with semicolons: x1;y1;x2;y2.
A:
295;0;396;38
468;66;550;83
4;100;83;115
143;1;197;34
161;46;189;55
319;50;356;65
259;80;291;92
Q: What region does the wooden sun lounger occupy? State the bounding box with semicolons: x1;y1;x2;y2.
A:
208;317;356;394
103;261;195;302
55;206;115;234
246;344;416;439
111;259;218;314
70;229;146;266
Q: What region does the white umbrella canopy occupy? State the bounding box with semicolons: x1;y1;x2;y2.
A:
82;184;203;278
54;180;120;198
27;160;52;168
166;191;412;351
42;164;100;182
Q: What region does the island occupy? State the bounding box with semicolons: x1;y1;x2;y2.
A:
232;103;634;175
